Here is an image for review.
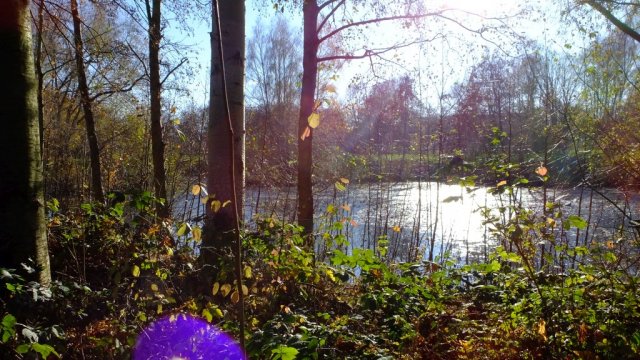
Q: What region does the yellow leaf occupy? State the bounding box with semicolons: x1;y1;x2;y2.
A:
191;184;201;196
202;308;213;323
157;303;163;314
211;200;222;213
213;308;223;318
230;290;239;304
326;269;336;282
308;113;320;128
243;266;252;279
212;282;220;296
538;319;547;341
340;177;350;184
497;180;507;187
151;283;159;292
222;200;232;208
242;284;249;296
132;265;140;277
220;283;232;297
192;226;202;242
536;166;548;176
177;223;190;236
300;126;311;141
393;225;401;233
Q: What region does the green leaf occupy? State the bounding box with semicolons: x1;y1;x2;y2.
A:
1;314;16;330
177;223;190;236
16;344;30;354
271;345;299;360
564;215;588;230
32;343;59;359
334;181;346;191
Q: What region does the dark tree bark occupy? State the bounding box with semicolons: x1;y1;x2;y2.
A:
201;0;245;274
71;0;104;203
297;0;320;244
0;0;51;285
146;0;169;217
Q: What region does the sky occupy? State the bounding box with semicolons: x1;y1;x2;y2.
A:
169;0;605;109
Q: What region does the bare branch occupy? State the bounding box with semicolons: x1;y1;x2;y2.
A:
318;11;445;45
584;0;640;42
161;57;188;85
318;0;345;33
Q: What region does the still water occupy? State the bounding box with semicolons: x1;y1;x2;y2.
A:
177;182;640;263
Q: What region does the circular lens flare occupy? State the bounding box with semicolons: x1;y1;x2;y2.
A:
134;314;245;360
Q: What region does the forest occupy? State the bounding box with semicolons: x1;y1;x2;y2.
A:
2;0;640;359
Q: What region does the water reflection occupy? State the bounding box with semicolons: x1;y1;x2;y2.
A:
176;182;640;264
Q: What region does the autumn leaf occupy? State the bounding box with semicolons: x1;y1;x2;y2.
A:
132;265;140;277
220;284;232;297
497;180;507;187
191;184;201;196
300;126;311;140
212;282;220;296
192;226;202;242
339;177;349;184
230;290;240;304
393;225;401;233
538;319;547;341
308;113;320;129
536;166;548;176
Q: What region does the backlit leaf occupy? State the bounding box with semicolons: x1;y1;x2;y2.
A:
230;290;239;303
212;282;220;296
192;226;202;242
191;184;201;196
497;180;507;187
335;181;346;191
132;265;140;277
536;166;548;176
220;283;231;297
308;112;320;128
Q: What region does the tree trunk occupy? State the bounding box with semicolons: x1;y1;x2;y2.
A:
71;0;104;203
0;0;51;285
201;0;245;276
298;0;319;245
147;0;168;217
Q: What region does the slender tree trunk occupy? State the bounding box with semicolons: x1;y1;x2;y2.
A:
146;0;168;217
35;0;45;155
201;0;245;275
0;0;51;285
71;0;104;203
298;1;319;245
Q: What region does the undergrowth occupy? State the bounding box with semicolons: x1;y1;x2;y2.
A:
1;190;640;359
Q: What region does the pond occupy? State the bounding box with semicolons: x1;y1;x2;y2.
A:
176;181;640;264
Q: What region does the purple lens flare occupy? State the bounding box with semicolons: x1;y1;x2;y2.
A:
134;314;246;360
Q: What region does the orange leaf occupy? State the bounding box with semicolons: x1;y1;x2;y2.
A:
300;126;311;141
536;166;548;176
